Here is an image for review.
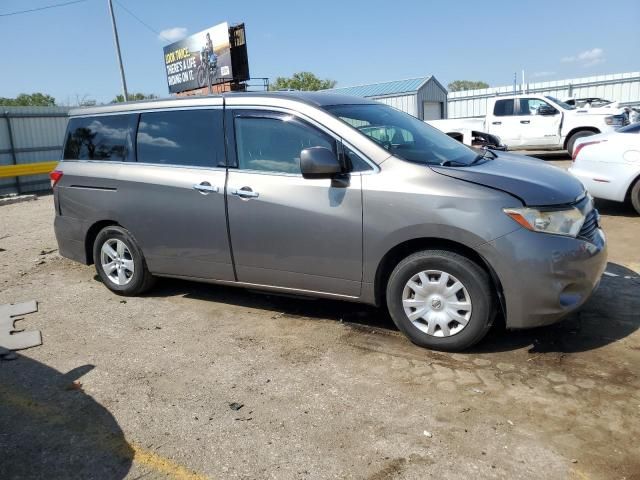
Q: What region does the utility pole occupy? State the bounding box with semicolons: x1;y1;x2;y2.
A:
108;0;129;102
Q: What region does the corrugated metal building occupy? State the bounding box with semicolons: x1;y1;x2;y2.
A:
325;76;448;120
447;71;640;119
1;106;70;195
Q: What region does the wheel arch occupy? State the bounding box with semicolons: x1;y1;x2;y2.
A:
85;220;120;265
624;171;640;204
373;237;505;316
563;127;600;150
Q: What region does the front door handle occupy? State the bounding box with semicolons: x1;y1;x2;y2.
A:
520;120;530;124
230;186;259;199
492;121;501;125
193;182;219;194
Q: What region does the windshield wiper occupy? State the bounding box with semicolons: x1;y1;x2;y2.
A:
439;159;468;167
469;148;496;166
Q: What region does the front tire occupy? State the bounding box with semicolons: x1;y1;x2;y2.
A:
386;250;494;351
93;226;155;296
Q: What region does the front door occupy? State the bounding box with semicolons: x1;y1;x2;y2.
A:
225;109;363;297
515;98;562;147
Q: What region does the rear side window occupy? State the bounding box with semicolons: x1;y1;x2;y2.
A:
493;99;515;116
63;114;136;161
136;109;224;167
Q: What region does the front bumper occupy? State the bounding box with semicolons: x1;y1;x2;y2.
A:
477;227;607;329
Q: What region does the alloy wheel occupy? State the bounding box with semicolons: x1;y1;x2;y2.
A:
100;239;135;286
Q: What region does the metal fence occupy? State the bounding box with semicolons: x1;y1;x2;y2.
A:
447;71;640;119
0;106;69;195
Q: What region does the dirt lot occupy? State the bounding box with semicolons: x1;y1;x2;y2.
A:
1;161;639;479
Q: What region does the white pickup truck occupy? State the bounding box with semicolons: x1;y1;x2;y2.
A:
428;94;629;155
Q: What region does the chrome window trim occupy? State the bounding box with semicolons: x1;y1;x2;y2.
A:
120;162;227;172
70;104;224;119
69;97;224;117
228;169;302;178
60;159;226;173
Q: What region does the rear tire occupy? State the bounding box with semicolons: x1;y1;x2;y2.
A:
567;130;596;157
630;178;640;215
386;250;494;352
93;226;155;296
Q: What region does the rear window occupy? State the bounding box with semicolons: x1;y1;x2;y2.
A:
63;114;136;161
136;109;224;167
493;99;515;116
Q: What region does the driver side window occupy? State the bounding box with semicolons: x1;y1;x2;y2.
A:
234;115;335;174
519;98;552;116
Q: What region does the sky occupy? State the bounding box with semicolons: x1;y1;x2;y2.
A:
0;0;639;105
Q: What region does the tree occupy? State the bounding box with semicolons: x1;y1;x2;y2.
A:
111;93;158;103
269;72;336;91
0;93;56;106
447;80;490;92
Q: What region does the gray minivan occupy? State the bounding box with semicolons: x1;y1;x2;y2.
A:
52;92;607;351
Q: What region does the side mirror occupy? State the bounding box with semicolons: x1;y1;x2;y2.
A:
300;147;342;179
538;105;558;116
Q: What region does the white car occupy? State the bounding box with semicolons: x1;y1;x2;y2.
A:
429;94;627;156
569;123;640;214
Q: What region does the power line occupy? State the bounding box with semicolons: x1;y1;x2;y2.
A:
0;0;88;17
113;0;173;43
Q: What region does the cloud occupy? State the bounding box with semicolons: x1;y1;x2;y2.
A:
159;27;188;43
561;48;604;67
87;120;127;139
532;71;556;78
137;132;178;148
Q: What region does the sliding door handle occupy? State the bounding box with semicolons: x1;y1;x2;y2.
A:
520;120;530;124
230;187;259;199
193;182;219;194
492;121;502;125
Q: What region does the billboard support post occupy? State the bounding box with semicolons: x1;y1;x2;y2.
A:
108;0;129;102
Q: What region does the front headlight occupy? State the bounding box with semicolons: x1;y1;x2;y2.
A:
503;207;585;237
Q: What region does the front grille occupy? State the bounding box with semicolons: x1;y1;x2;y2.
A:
579;208;599;242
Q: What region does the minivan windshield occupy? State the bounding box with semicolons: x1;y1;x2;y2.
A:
324;104;478;166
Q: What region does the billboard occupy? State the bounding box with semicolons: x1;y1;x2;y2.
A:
163;22;234;94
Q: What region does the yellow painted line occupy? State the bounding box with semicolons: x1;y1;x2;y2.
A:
0;161;58;178
1;387;209;479
131;443;209;480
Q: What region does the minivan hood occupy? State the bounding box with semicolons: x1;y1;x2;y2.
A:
430;151;585;206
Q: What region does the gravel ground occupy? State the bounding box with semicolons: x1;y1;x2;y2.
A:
1;166;639;480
